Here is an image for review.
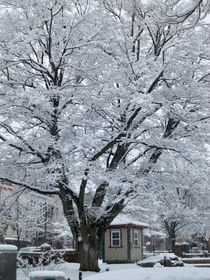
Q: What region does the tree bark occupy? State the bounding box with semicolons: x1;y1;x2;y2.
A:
59;189;104;271
164;220;177;253
78;227;101;272
170;228;176;253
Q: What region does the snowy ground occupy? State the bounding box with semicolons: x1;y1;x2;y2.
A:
18;262;103;280
17;261;210;280
87;266;210;280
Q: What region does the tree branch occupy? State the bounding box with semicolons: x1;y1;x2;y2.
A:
0;177;59;195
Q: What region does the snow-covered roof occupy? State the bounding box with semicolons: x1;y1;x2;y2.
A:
110;216;148;228
175;242;189;246
5;237;20;240
5;237;30;241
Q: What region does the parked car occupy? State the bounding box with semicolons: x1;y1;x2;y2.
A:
18;247;42;267
137;253;184;267
19;247;41;253
17;244;63;267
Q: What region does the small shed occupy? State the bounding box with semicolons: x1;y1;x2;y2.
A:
103;219;148;263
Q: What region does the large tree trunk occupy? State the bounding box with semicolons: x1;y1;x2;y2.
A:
79;228;101;272
169;228;176;253
0;230;5;244
164;220;177;253
60;190;103;271
59;185;124;271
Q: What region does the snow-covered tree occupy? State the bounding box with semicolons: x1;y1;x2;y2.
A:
0;0;209;271
0;183;25;243
0;183;58;248
123;157;210;253
148;158;210;252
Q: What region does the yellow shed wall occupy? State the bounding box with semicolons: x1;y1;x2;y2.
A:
130;229;143;261
104;228;128;262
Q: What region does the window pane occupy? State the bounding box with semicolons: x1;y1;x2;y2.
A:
111;230;121;247
134;230;139;246
112;232;120;238
112;239;120;246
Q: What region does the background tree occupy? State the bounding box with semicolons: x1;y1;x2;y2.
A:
0;183;25;244
124;156;210;253
148;159;210;252
0;182;60;248
0;0;209;271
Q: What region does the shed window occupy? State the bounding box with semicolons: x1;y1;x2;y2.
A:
111;230;121;247
133;230;139;246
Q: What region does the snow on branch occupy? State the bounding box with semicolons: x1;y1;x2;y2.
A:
0;177;59;195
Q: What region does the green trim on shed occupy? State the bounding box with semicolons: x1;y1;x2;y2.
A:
101;237;105;261
127;228;131;261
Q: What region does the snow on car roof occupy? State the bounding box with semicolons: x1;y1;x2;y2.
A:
0;245;17;251
29;271;65;277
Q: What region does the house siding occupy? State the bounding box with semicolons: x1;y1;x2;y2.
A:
104;228;128;263
127;228;131;261
130;229;142;261
103;223;147;263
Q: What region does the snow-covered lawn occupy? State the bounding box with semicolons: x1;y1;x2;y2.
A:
18;262;101;280
17;262;210;280
87;267;210;280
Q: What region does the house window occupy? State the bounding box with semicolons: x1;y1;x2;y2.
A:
133;230;139;247
111;230;121;247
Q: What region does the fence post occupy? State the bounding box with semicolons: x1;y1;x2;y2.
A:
0;244;17;280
